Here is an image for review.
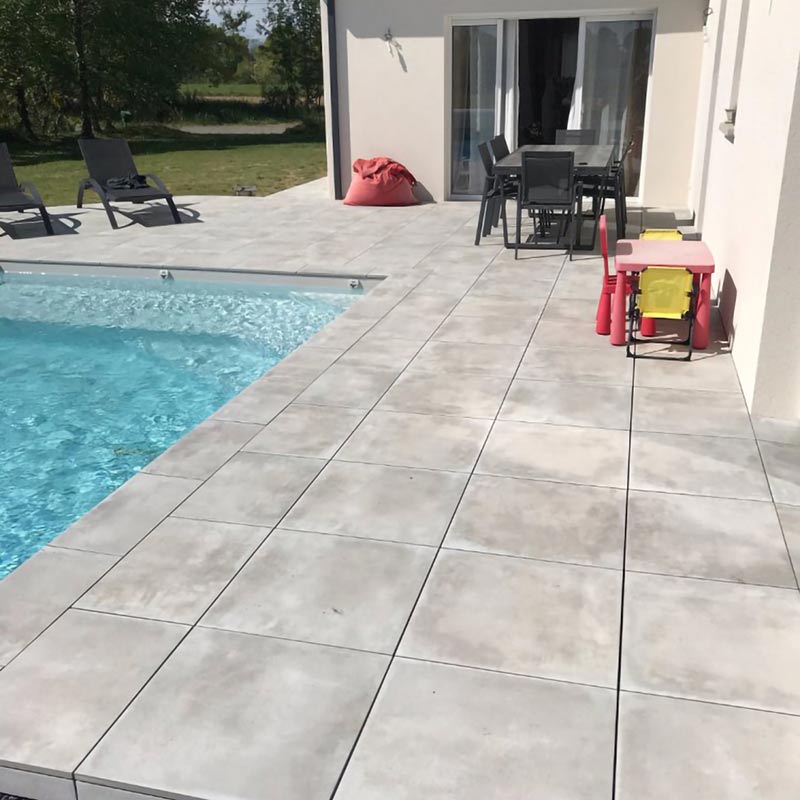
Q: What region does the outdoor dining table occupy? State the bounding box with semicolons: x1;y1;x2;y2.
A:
493;144;618;250
611;239;715;349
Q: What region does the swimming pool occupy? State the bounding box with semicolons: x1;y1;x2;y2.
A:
0;269;359;577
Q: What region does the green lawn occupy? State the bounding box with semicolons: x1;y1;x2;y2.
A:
181;82;262;98
7;126;327;206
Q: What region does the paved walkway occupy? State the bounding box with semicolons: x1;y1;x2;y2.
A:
1;181;799;800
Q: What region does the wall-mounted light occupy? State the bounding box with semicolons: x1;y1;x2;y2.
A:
703;4;714;27
383;28;402;55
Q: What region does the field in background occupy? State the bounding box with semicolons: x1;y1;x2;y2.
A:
7;126;326;205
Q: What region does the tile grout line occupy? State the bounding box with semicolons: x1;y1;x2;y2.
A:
325;250;570;800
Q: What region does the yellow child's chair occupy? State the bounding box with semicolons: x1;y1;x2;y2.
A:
627;266;697;361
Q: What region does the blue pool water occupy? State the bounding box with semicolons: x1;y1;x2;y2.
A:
0;271;357;577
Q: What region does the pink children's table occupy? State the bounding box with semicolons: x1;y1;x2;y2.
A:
611;239;716;349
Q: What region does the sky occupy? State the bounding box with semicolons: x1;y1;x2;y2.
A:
203;0;266;39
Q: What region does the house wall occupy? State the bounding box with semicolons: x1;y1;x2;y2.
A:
323;0;706;205
690;0;800;417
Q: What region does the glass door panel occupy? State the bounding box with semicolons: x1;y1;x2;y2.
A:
579;18;653;196
451;23;499;196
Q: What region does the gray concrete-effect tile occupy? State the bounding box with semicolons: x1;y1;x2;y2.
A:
143;420;262;480
408;340;524;377
333;659;616;800
531;319;611;349
77;518;268;624
468;273;555;300
433;314;536;346
540;298;599;323
500;378;631;430
627;491;795;587
297;364;400;410
0;546;117;666
283;460;467;546
378;371;510;419
400;549;621;687
616;692;800;800
0;765;76;800
759;441;800;506
337;337;423;370
633;387;753;439
518;344;634;385
630;431;771;500
478;420;629;488
212;371;311;425
77;628;387;800
634;354;742;393
776;504;800;583
203;529;433;652
446;475;625;568
243;404;365;458
337;411;491;473
452;294;545;319
622;572;800;713
53;473;201;556
752;415;800;446
175;452;324;527
0;609;186;777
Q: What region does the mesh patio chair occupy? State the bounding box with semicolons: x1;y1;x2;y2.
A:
514;150;580;261
583;138;635;238
555;129;598;145
0;143;54;235
475;139;518;246
77;138;181;229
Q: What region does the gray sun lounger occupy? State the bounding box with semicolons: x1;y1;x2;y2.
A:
0;143;54;235
77;138;181;229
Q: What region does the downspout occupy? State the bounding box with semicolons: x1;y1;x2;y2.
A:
326;0;343;199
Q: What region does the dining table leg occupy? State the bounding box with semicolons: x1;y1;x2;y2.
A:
692;272;712;350
610;268;628;346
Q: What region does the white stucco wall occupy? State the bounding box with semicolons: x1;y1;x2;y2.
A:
323;0;706;205
691;0;800;417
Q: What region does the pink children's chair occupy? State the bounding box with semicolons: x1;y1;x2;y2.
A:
595;215;629;335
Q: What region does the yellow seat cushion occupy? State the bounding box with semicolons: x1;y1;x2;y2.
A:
637;267;693;320
640;228;683;241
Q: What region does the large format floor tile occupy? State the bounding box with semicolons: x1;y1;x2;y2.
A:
446;475;625;568
283;460;467;546
297;364;400;409
400;550;620;687
408;340;524;377
517;344;634;385
175;452;325;526
477;420;629;488
143;420;262;480
203;529;432;652
243;403;365;458
433;314;536;346
333;659;616;800
77;628;388;800
633;387;753;438
627;491;795;586
53;473;202;555
336;410;491;472
0;547;117;668
77;518;267;624
616;692;800;800
622;572;800;713
378;371;510;419
760;440;800;505
629;431;771;500
0;610;186;780
634;353;742;393
776;504;800;583
500;379;631;429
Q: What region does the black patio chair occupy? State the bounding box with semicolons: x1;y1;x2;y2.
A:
0;143;54;235
555;129;598;145
583;138;634;238
77;138;181;229
514;150;580;261
475;139;518;246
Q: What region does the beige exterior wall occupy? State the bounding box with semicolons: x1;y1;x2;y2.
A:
324;0;706;205
691;0;800;418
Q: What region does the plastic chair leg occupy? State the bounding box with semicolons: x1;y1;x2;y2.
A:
596;292;611;335
641;317;657;337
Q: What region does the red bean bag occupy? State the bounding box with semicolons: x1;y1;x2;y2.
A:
343;157;419;206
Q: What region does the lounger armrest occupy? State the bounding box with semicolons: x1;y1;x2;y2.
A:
80;177;107;197
19;181;45;205
144;173;171;194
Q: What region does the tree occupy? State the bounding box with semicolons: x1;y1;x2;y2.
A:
256;0;322;111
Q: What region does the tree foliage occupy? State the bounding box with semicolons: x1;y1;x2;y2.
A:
256;0;322;112
0;0;209;137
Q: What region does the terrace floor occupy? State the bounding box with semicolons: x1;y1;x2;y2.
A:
1;180;800;800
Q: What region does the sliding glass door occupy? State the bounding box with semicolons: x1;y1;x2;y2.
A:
575;17;653;196
450;21;502;196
